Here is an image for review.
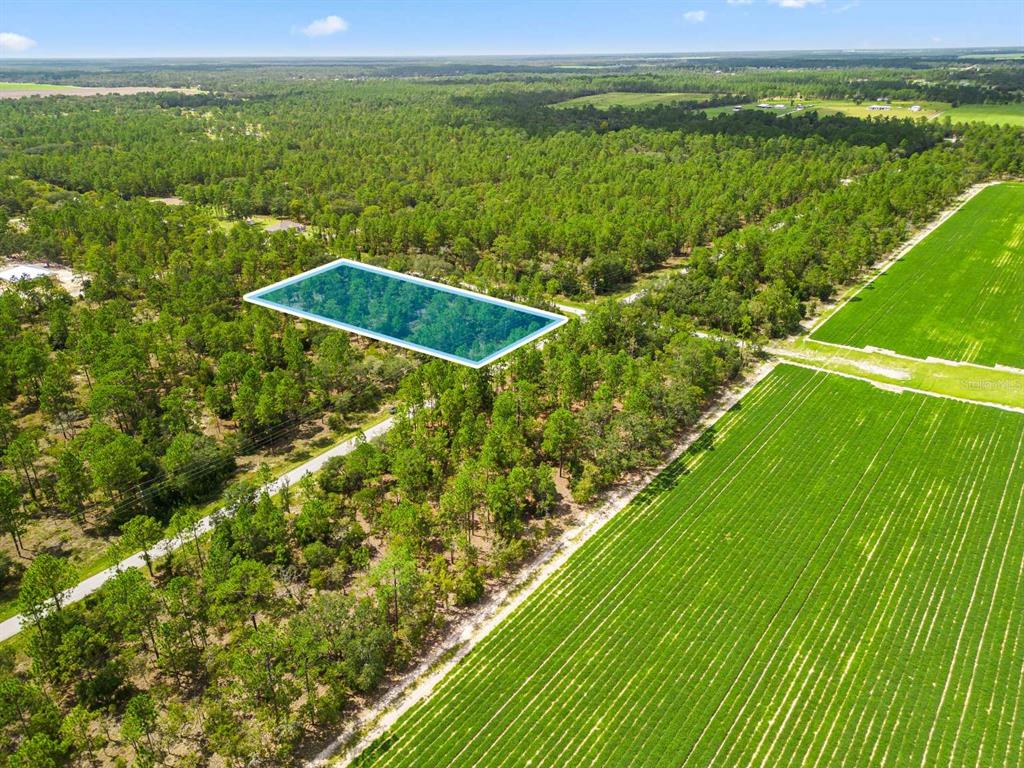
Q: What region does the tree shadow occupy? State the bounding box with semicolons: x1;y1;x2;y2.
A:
627;423;725;510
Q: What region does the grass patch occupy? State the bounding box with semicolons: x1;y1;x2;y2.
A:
803;98;948;120
705;98;947;120
194;205;315;237
353;365;1024;767
771;337;1024;410
944;102;1024;127
812;182;1024;369
704;98;1024;127
0;81;75;91
602;258;689;303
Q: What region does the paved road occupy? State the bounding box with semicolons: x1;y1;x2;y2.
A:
0;416;396;642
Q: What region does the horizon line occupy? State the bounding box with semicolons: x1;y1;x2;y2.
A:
3;45;1023;63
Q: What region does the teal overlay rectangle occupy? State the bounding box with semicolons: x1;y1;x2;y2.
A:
244;259;567;368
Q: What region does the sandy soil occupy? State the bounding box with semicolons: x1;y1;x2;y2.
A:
0;259;85;297
0;86;201;100
848;361;911;380
769;344;912;382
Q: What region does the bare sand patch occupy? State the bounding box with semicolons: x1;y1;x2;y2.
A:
850;361;911;381
0;259;85;297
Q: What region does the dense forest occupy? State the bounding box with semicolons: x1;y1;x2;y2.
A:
1;56;1023;766
255;263;558;363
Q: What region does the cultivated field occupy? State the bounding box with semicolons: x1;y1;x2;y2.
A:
812;182;1024;369
552;91;714;109
768;337;1024;411
353;365;1024;767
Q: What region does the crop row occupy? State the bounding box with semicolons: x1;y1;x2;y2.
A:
812;182;1024;369
355;365;1024;767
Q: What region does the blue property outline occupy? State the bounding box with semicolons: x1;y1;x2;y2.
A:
243;258;568;368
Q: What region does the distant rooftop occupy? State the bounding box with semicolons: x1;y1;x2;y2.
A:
244;259;566;368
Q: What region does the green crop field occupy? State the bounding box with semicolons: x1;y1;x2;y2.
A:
812;182;1024;369
552;91;714;109
944;103;1024;127
354;364;1024;768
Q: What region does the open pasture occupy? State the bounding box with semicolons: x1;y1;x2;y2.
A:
812;182;1024;369
354;364;1024;767
944;102;1024;127
704;98;1024;126
799;98;947;120
809;98;947;120
704;98;947;119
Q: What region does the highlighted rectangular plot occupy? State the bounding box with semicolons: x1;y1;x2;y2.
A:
244;259;567;368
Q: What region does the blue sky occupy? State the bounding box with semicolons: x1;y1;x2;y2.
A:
1;1;1021;58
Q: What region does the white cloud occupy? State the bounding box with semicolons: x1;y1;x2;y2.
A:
770;0;824;7
301;15;349;38
684;10;708;22
726;0;754;5
0;32;37;53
